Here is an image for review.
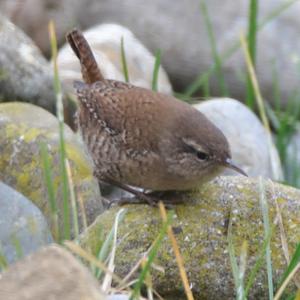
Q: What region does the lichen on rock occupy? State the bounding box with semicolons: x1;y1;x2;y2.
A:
0;102;104;237
80;176;300;299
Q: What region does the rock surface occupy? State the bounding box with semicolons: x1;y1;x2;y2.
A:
107;295;131;300
0;102;103;237
80;176;300;299
2;0;300;105
0;14;56;113
195;98;283;180
0;182;52;267
76;0;300;106
0;0;82;57
0;244;106;300
57;23;172;96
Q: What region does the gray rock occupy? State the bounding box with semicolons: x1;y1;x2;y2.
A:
0;244;106;300
0;14;56;113
80;176;300;299
0;0;82;57
0;102;104;237
195;98;282;180
3;1;300;106
76;0;300;106
57;23;172;96
0;182;52;267
107;295;130;300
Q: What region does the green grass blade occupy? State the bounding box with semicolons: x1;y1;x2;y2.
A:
94;230;113;278
152;49;161;91
274;263;300;300
271;61;282;114
248;0;258;65
0;246;8;270
259;178;274;299
66;160;79;241
245;225;274;296
246;0;258;109
202;73;210;98
58;127;70;241
11;234;23;260
40;142;60;241
259;0;299;28
49;21;70;240
238;241;248;300
265;101;280;131
121;37;130;83
130;210;174;300
278;243;300;287
245;236;272;296
200;0;228;96
283;294;296;300
184;69;213;97
40;143;56;212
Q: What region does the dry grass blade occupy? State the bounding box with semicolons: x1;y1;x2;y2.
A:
239;33;269;130
271;180;300;288
227;209;245;299
152;289;165;300
115;250;154;291
271;182;290;260
115;257;143;291
102;208;125;292
64;240;126;289
78;195;88;231
274;262;300;300
115;241;164;296
239;33;282;181
159;202;194;300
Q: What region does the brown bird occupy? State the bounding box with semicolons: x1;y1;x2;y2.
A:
66;29;246;205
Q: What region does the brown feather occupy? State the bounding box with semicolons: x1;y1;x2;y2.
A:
66;29;104;83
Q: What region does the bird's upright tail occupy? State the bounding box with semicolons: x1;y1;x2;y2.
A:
66;29;104;84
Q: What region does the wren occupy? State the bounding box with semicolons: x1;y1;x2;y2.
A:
66;29;246;205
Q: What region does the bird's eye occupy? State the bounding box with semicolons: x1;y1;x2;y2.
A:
182;138;209;160
196;151;209;160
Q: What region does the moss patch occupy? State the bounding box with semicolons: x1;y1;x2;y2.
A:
0;102;103;237
80;176;300;299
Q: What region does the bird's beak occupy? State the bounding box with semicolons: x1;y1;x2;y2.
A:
223;158;248;176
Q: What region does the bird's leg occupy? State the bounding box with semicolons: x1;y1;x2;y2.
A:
104;181;187;208
102;178;159;206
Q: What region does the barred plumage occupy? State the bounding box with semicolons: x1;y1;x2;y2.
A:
66;29;245;204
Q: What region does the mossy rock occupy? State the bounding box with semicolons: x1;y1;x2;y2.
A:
80;176;300;299
0;102;103;238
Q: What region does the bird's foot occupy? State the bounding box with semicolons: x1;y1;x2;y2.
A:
108;192;185;209
101;178;186;208
108;192;159;207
